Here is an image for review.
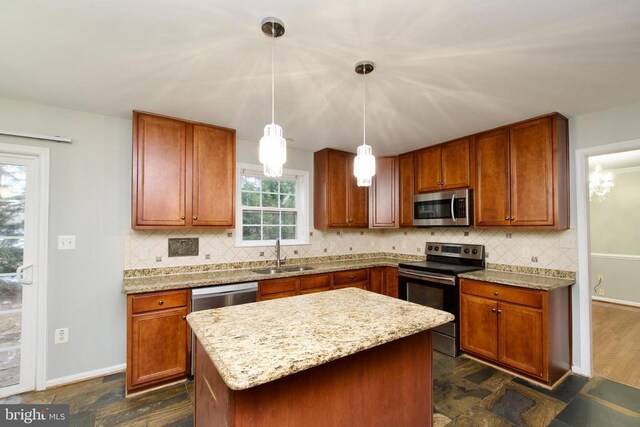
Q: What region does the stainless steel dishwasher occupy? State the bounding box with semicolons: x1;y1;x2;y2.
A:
190;282;258;375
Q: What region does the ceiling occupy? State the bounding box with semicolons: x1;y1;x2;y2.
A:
589;150;640;172
2;0;640;155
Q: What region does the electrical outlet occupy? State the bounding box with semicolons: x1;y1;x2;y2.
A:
55;328;69;344
205;254;211;260
531;256;539;263
57;235;76;250
598;289;605;296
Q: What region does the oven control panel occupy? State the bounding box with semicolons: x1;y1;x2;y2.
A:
425;242;484;260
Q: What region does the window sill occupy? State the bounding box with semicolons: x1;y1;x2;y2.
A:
235;239;311;248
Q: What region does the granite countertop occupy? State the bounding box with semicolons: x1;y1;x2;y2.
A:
122;255;419;294
187;287;453;390
458;269;575;291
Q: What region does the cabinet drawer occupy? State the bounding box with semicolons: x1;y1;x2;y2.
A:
333;269;369;285
300;274;331;291
461;279;542;308
334;280;368;290
260;291;297;301
131;290;188;314
259;278;299;296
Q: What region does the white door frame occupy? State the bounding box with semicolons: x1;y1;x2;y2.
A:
574;137;640;378
0;142;49;392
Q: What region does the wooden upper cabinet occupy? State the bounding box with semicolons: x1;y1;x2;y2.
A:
370;156;399;228
133;114;188;227
474;113;569;229
191;125;235;227
415;138;470;193
132;111;235;229
475;128;511;227
398;153;415;227
314;148;368;228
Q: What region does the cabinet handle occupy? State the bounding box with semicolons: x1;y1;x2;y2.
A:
505;217;510;221
392;219;395;224
491;308;496;313
497;309;502;314
158;300;164;306
510;216;515;220
193;216;198;220
182;315;187;320
181;216;185;220
493;291;499;296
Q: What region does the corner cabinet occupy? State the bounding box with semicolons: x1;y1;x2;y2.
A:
369;156;399;228
127;289;191;394
415;138;471;193
475;113;569;229
132;111;235;229
314;149;368;229
459;279;571;386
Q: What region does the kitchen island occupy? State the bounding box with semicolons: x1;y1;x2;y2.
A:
187;287;453;426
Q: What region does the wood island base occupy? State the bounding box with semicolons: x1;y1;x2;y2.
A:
195;331;433;427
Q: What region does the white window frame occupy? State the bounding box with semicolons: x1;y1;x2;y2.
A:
236;163;309;247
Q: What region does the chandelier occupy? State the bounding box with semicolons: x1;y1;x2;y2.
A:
258;17;287;178
353;60;376;187
589;165;614;201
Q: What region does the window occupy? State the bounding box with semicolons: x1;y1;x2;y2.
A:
236;163;309;246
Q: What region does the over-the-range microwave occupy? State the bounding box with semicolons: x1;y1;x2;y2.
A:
413;189;473;227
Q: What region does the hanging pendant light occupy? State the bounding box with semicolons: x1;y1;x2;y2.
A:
353;60;376;187
259;17;287;178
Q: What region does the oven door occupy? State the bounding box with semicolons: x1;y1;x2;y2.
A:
413;189;472;227
398;269;459;356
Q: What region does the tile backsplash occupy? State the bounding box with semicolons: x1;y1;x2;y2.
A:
125;227;578;272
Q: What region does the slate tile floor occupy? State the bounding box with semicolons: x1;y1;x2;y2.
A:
2;353;639;426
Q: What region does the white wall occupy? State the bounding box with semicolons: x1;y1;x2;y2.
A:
0;97;131;381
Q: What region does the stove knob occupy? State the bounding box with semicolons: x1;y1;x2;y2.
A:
472;249;478;255
434;246;440;251
427;245;433;251
464;248;470;254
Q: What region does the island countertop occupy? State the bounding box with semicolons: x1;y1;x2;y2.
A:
187;287;453;391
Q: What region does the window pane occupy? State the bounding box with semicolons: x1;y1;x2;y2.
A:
242;210;261;225
280;180;296;194
281;212;297;225
281;226;296;240
0;238;24;274
241;192;260;207
262;179;279;193
280;194;295;208
243;226;261;241
241;176;261;192
262;193;278;208
263;226;280;240
263;211;279;225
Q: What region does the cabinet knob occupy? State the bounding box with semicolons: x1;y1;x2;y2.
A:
493;291;499;296
181;216;185;220
505;217;510;221
392;219;395;224
193;216;198;220
510;217;515;220
182;315;186;320
350;275;355;280
491;308;496;313
497;309;502;314
158;300;164;305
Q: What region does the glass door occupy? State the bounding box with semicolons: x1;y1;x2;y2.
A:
0;155;38;397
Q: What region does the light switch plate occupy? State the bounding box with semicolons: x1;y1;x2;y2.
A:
58;235;76;250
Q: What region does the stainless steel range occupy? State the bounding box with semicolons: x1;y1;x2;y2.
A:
398;242;485;357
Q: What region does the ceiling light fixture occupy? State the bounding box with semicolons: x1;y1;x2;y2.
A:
589;164;614;201
353;60;376;187
259;17;287;178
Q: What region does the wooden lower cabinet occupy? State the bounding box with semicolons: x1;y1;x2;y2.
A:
333;269;369;290
459;279;571;385
127;289;190;394
384;267;399;298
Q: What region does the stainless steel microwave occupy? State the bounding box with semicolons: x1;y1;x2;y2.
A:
413;189;473;227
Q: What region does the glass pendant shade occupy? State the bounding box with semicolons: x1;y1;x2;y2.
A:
354;143;375;187
259;123;287;178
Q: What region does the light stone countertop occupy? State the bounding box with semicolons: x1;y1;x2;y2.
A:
459;269;575;291
122;256;419;294
187;287;454;391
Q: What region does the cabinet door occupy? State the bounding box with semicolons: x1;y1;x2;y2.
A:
498;302;544;378
327;150;350;227
460;294;498;360
300;274;331;294
441;138;470;190
369;267;385;294
509;117;554;226
384;267;399;298
475;129;511;226
129;306;189;389
370;156;398;228
414;146;442;193
191;125;235;227
398;153;415;227
348;153;369;227
133;113;187;227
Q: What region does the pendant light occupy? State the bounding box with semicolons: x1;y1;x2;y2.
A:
259;17;287;178
353;60;376;187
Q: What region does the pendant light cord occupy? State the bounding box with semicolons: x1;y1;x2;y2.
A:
271;23;275;125
362;71;367;146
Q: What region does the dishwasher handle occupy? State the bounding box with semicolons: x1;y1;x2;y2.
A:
191;282;258;298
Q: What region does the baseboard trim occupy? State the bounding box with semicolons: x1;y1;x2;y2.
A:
46;363;126;388
592;296;640;308
571;365;590;377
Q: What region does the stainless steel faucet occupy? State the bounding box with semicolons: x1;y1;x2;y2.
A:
275;238;285;268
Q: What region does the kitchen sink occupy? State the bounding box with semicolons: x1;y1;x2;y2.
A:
251;266;314;275
283;265;314;272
